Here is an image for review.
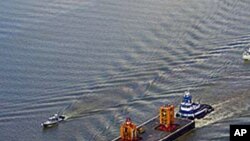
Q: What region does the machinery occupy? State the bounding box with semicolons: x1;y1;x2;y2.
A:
156;105;177;132
120;118;140;141
113;104;195;141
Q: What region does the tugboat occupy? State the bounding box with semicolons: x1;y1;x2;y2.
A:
41;114;66;128
243;47;250;60
176;91;214;120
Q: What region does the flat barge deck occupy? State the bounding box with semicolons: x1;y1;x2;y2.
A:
112;115;195;141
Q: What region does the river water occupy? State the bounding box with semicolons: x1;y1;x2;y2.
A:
0;0;250;141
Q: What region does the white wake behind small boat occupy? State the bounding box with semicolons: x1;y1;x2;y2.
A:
243;48;250;60
41;114;65;128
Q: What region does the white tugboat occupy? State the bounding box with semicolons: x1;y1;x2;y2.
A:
41;114;66;128
176;91;214;120
243;47;250;60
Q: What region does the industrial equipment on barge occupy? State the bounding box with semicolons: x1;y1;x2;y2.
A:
112;105;195;141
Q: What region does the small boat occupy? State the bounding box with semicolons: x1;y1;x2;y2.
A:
243;47;250;60
41;114;65;128
176;91;214;120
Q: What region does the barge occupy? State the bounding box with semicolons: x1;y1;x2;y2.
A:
112;105;195;141
112;91;214;141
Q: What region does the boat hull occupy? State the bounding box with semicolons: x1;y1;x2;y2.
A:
112;116;195;141
41;115;65;128
41;122;58;128
243;55;250;60
176;104;214;120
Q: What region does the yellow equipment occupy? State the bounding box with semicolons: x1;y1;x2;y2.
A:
120;118;138;141
159;105;175;127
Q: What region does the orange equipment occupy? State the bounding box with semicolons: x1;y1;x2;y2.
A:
160;104;175;126
120;118;139;141
157;105;176;132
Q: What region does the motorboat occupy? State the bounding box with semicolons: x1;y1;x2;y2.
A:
41;114;65;128
243;47;250;60
176;91;214;120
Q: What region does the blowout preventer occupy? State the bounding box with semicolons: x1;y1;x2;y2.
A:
120;118;139;141
160;105;175;126
157;104;177;132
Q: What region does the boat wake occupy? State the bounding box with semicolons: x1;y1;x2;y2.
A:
196;90;250;128
60;81;153;120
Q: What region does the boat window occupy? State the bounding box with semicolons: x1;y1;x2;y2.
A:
181;105;191;108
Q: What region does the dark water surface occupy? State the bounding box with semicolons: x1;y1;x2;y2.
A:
1;0;250;140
